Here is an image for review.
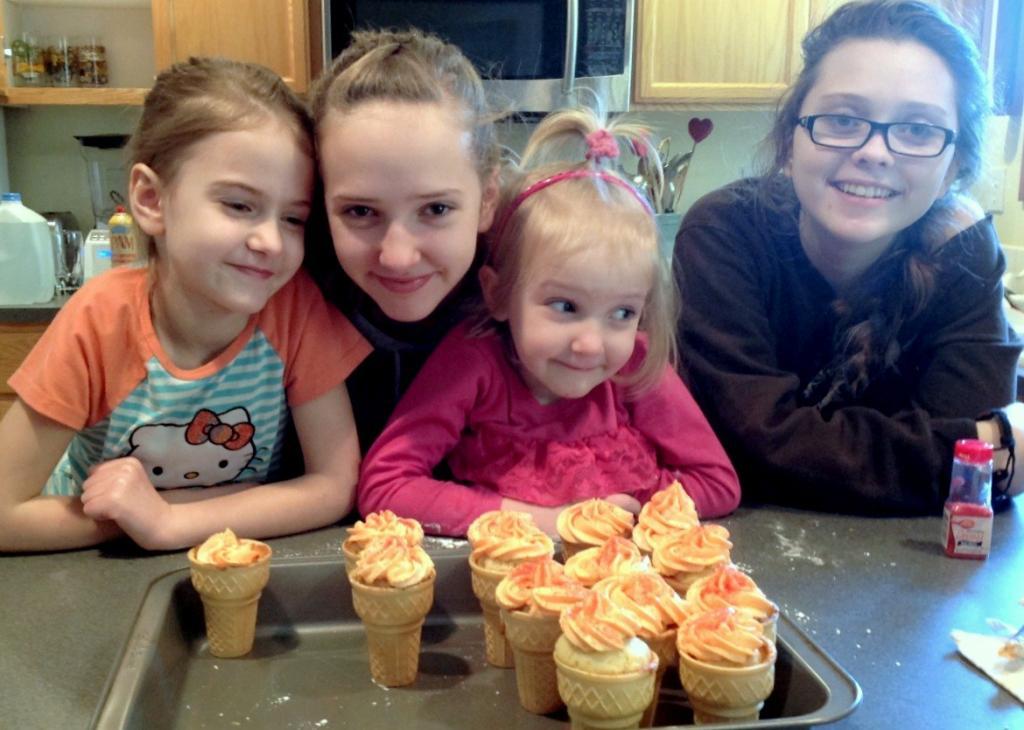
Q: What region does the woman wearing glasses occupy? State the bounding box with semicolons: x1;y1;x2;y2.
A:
675;0;1023;513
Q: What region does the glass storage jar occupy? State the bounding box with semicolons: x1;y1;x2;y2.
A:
11;33;46;86
73;36;109;86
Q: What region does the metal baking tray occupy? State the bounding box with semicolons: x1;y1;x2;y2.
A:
90;551;861;729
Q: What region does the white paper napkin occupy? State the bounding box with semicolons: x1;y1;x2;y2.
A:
950;629;1024;704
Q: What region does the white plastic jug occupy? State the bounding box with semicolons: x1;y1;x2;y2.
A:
0;192;56;305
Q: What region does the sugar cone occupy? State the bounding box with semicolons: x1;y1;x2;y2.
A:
676;641;776;725
639;628;677;727
342;539;360;576
555;655;657;730
468;554;514;667
501;608;564;714
188;548;271;658
351;574;435;687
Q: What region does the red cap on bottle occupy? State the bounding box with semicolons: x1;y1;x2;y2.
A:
954;438;994;464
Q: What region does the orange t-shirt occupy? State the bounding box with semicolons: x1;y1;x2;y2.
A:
10;266;370;494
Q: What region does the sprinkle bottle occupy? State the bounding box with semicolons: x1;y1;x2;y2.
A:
942;439;994;559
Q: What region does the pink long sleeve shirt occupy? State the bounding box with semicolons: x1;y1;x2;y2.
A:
358;324;740;536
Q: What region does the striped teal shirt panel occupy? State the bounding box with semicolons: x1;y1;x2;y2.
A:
43;329;288;496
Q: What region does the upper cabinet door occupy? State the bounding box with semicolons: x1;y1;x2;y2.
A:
634;0;811;105
152;0;310;92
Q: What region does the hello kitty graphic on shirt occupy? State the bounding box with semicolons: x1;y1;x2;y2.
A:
127;407;257;488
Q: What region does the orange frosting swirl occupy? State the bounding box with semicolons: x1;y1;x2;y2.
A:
557;499;635;546
495;557;589;617
470;528;554;566
652;524;732;577
632;481;699;552
686;564;778;623
564;536;647;587
593;572;690;637
559;590;646;653
344;510;424;553
676;607;772;667
467;510;538;545
350;535;435;588
193;528;271;568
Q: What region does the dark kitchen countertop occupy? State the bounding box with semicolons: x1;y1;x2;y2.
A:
0;294;69;325
1;503;1021;728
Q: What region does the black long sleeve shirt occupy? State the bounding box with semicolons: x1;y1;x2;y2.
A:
675;178;1020;515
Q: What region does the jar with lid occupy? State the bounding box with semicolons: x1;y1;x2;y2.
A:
11;33;46;86
44;36;75;87
73;36;109;86
941;439;994;559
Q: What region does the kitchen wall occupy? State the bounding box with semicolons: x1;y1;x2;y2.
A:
2;105;1020;245
2;106;774;232
4;105;139;230
498;110;775;214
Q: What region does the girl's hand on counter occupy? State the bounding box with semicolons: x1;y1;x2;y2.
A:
603;492;642;515
80;457;173;549
978;403;1024;498
1000;403;1024;497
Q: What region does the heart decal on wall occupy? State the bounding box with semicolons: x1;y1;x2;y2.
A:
688;117;714;144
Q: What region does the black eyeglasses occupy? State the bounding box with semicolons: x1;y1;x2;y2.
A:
797;114;957;158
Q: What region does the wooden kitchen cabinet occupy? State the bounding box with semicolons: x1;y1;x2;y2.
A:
634;0;1000;107
152;0;309;93
633;0;811;106
1;0;310;106
0;323;45;420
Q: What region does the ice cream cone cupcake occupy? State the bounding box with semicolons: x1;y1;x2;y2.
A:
350;535;436;687
496;558;589;714
557;498;635;560
188;528;272;658
594;572;690;727
342;510;424;575
676;607;777;724
554;591;659;730
651;523;732;595
564;536;648;588
468;524;552;667
468;512;554;668
631;480;699;556
686;564;779;643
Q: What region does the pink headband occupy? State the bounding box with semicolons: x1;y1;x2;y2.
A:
492;169;654;244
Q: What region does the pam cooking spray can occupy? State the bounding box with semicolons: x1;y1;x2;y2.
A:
108;205;136;266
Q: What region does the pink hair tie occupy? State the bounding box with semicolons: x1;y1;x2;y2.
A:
585;129;620;161
491;169;653;245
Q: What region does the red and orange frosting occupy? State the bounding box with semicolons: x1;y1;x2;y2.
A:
344;510;424;553
350;534;435;589
557;498;635;547
467;510;539;546
192;528;271;568
652;523;732;578
593;572;690;639
685;564;778;624
559;590;648;653
564;536;647;587
676;606;773;667
495;557;589;617
632;480;699;552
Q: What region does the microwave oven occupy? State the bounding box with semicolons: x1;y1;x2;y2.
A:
322;0;636;112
